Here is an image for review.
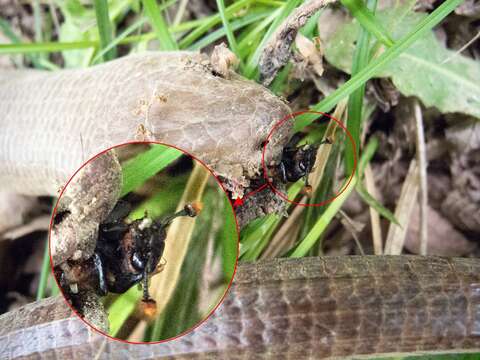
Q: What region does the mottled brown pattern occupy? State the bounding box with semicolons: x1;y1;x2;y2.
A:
0;52;291;199
51;150;122;266
259;0;337;85
1;256;479;359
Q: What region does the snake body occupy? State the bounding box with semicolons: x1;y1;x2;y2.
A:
1;256;479;358
1;52;479;358
0;51;290;197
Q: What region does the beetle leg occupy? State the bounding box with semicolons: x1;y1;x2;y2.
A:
153;257;167;275
160;205;197;226
279;162;288;183
93;252;108;296
104;199;132;223
99;219;129;240
142;268;150;301
322;136;333;145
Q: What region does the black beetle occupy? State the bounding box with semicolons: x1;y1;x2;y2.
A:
277;133;332;187
93;200;197;301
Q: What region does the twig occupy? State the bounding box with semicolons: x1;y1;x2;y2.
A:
441;30;480;64
413;100;428;255
364;164;383;254
339;210;365;255
384;160;419;255
173;0;189;25
259;0;336;85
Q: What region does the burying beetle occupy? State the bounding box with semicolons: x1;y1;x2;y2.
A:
93;200;199;304
54;199;200;323
276;133;332;189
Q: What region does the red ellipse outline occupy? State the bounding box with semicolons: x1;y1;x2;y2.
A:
48;140;240;345
261;110;357;206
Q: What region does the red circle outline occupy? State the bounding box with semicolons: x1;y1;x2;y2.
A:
261;110;357;207
48;140;240;345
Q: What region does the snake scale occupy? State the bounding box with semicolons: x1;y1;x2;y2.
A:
1;256;479;359
0;52;479;358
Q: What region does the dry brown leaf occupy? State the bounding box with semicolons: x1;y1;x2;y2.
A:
405;205;476;256
295;33;324;77
210;43;239;79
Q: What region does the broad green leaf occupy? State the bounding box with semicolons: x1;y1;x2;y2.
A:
324;5;480;119
58;1;96;68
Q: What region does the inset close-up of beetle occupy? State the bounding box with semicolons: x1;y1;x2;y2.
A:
50;143;238;342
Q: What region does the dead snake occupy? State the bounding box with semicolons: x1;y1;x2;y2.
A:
0;53;479;358
0;256;479;359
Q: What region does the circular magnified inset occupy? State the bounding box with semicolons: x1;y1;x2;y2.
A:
49;142;238;343
262;110;357;207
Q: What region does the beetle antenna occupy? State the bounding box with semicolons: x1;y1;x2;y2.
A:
160;203;199;226
142;269;150;301
320;136;333;145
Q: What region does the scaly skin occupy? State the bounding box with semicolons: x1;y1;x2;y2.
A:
0;256;479;359
0;51;291;197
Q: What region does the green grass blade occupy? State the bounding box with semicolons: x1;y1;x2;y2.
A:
0;0;189;56
128;175;186;221
109;286;143;336
354;136;399;225
240;214;277;260
237;8;279;56
241;180;304;260
142;0;178;50
49;275;60;296
291;124;378;257
178;0;253;49
190;11;269;50
0;18;47;68
294;0;464;131
357;183;399;225
0;2;251;56
291;176;358;257
345;0;379;174
358;136;378;176
0;18;22;43
121;145;183;196
221;196;238;278
300;8;322;37
0;40;97;55
240;215;278;260
36;239;51;300
341;0;394;47
215;0;241;59
32;0;43;43
94;0;117;61
92;17;146;64
269;63;292;95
